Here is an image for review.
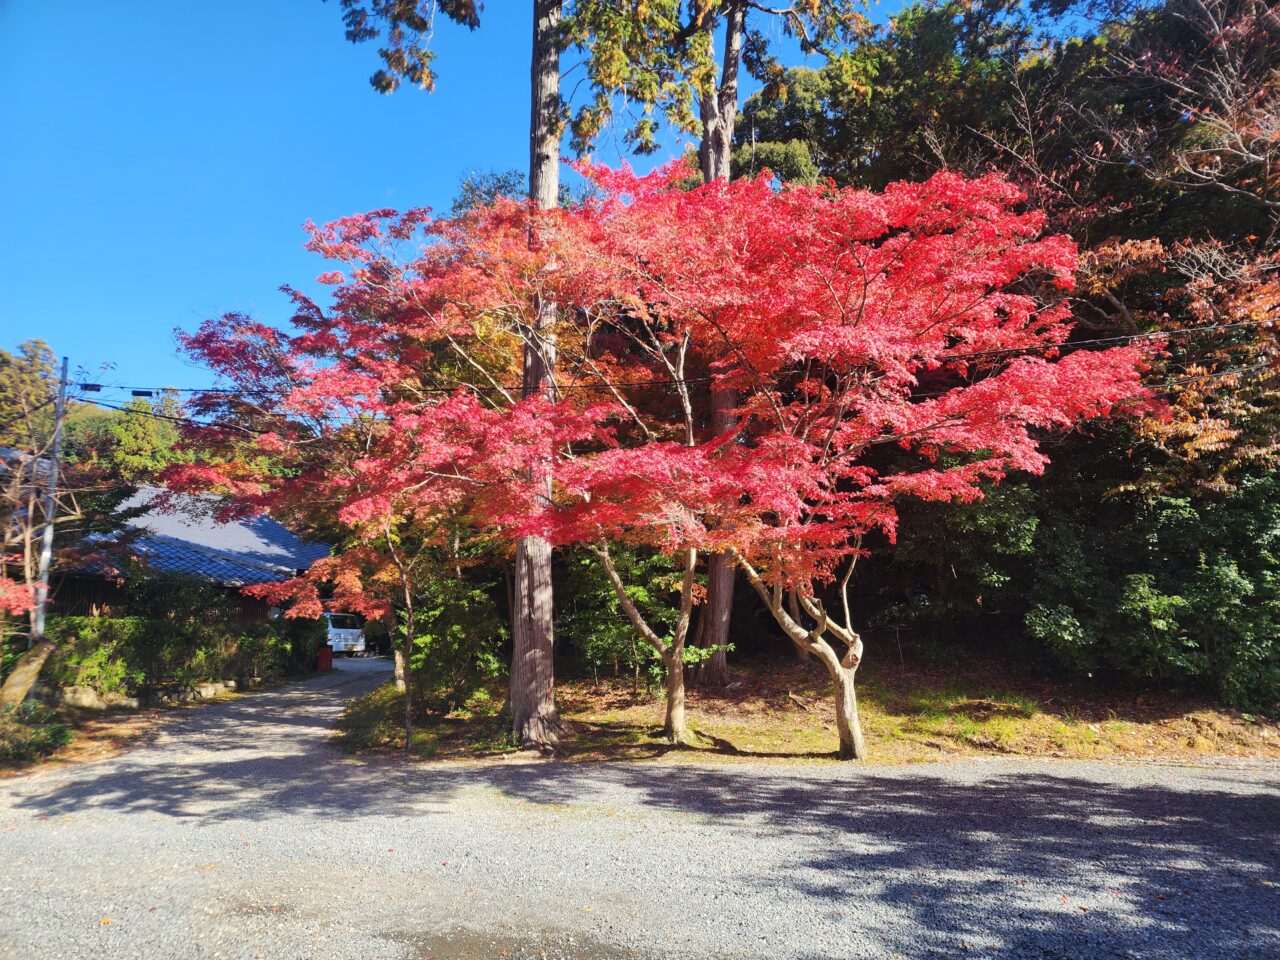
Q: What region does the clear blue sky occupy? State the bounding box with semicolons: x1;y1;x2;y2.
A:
0;1;863;394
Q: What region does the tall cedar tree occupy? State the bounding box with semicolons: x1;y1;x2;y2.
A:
332;0;566;746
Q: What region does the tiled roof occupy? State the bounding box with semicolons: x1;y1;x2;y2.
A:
119;486;330;587
0;446;51;477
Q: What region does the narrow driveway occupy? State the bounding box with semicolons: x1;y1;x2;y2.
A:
1;659;1276;960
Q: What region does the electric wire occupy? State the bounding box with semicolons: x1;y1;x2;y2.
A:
76;316;1278;400
75;365;1279;436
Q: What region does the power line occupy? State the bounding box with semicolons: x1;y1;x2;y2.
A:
75;385;274;396
80;398;268;435
81;364;1280;440
77;317;1278;400
77;376;716;397
1157;363;1279;392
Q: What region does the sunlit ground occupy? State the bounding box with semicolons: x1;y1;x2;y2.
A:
338;657;1280;766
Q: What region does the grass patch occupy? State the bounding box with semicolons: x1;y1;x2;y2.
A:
338;683;522;760
339;656;1280;766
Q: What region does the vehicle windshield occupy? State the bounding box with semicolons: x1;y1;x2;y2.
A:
327;615;359;630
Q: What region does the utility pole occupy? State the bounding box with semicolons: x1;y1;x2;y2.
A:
29;356;68;647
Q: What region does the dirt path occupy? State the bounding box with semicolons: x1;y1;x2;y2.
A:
1;658;1276;960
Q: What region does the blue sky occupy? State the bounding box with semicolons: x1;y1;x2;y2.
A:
0;2;863;394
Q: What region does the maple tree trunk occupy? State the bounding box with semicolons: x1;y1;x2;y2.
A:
661;647;686;744
401;622;414;748
831;664;867;761
802;642;867;761
0;639;54;708
381;607;403;684
595;544;695;746
790;642;866;760
393;646;407;692
508;0;564;748
736;557;869;761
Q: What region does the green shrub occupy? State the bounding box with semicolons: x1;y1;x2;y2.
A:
124;571;235;621
1025;475;1280;715
868;482;1039;647
219;622;287;679
0;702;72;762
406;574;506;714
42;612;327;695
271;616;328;675
124;573;231;685
557;547;686;690
44;617;148;693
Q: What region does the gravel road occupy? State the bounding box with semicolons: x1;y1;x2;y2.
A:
0;658;1276;960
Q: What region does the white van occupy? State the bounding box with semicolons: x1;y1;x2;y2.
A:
323;612;365;656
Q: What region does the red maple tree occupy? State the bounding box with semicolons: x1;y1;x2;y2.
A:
170;162;1149;758
531;162;1150;756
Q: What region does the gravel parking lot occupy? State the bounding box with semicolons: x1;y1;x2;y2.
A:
1;658;1276;960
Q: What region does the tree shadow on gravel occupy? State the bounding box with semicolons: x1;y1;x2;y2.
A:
493;763;1278;960
13;759;1278;958
6;668;1276;960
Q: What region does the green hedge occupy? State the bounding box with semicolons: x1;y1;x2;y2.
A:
42;615;326;695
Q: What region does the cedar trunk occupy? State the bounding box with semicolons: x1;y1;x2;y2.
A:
509;0;564;747
510;532;560;744
690;385;737;688
697;5;743;184
692;10;745;682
